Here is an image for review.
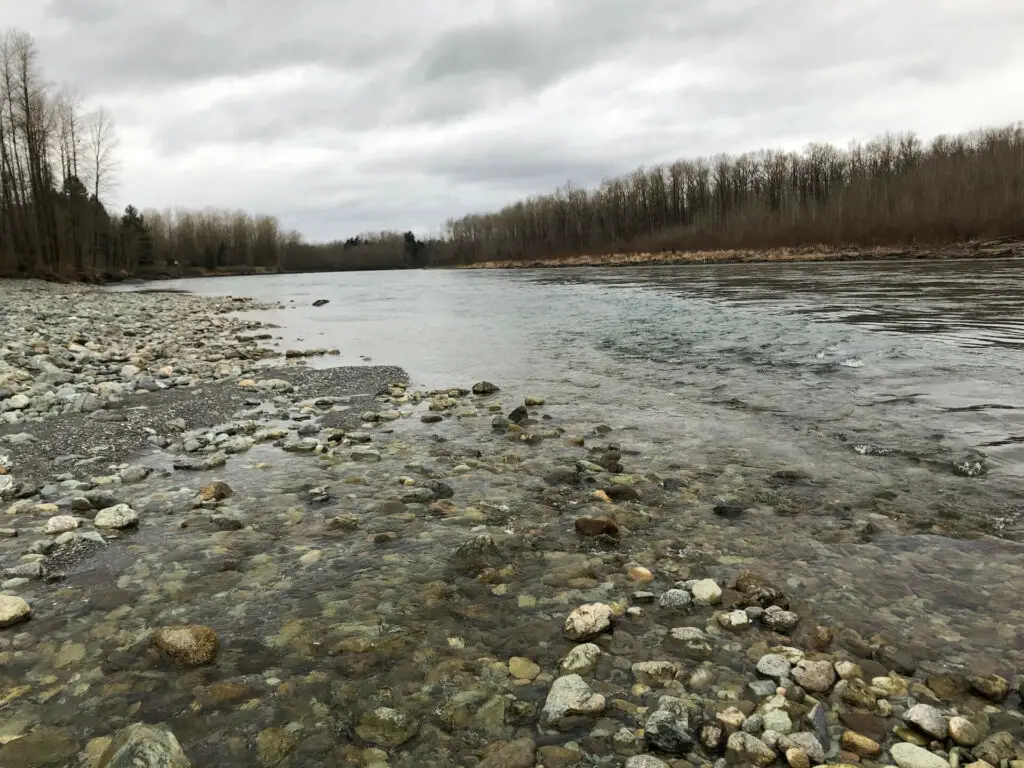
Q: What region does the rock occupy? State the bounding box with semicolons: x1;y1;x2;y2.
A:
355;707;419;748
841;679;877;709
508;405;529;424
782;733;826;764
312;299;329;306
665;627;713;660
509;657;541;680
631;661;680;687
969;673;1010;701
628;566;654;583
562;603;613;640
7;393;30;410
756;653;792;680
714;501;746;518
719;609;751;629
973;733;1016;766
792;659;836;693
890;743;951;768
726;732;777;766
541;674;606;725
197;481;233;503
421;413;443;423
257;727;297;766
841;730;882;757
151;624;219;666
786;747;811;768
903;703;948;740
763;709;793;735
658;589;692;610
626;757;671;768
560;643;601;675
478;738;536;768
96;723;192;768
645;708;693;755
44;515;79;534
603;485;640;502
350;447;381;462
948;716;981;747
763;605;800;632
472;381;500;395
690;578;723;604
0;594;31;627
94;503;139;529
875;644;917;675
525;395;545;406
574;516;619;537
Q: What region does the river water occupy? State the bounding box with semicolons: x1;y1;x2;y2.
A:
50;257;1021;766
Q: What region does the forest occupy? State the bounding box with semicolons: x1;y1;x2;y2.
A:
1;26;1022;281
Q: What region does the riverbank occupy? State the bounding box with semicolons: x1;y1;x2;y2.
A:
1;279;1023;768
455;238;1024;270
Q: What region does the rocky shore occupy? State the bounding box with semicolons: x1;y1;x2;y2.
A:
1;280;1023;768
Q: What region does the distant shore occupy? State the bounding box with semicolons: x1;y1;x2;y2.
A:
455;237;1024;270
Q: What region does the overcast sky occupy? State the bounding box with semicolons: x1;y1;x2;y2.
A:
3;1;1022;241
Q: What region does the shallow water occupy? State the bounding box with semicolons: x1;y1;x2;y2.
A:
8;258;1022;766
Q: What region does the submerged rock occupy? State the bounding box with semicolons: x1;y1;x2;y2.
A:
541;674;606;725
472;381;500;395
355;707;420;748
890;742;951;768
97;723;192;768
94;504;139;529
0;594;31;627
151;624;219;666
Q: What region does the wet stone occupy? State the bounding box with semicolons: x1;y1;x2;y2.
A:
478;738;536;768
756;653;792;680
726;732;776;766
969;673;1010;702
574;516;619;537
151;624;219;666
890;743;951;768
94;503;139;529
658;589;692;611
625;758;671;768
563;603;614;641
560;643;602;675
948;717;981;747
96;723;192;768
0;593;31;627
356;707;419;748
541;674;606;726
645;708;693;755
904;703;948;740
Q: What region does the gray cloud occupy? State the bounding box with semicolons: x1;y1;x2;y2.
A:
4;0;1022;241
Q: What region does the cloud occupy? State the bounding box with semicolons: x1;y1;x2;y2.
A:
3;0;1022;240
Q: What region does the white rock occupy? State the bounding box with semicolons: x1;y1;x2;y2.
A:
560;643;602;675
719;609;750;629
0;475;14;499
903;703;948;740
690;578;723;605
562;603;613;640
763;709;793;735
890;742;951;768
625;757;671;768
94;503;139;529
6;394;30;410
541;674;606;725
44;515;79;534
791;659;836;693
0;594;31;627
756;653;792;680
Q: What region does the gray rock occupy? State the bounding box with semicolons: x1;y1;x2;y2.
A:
756;653;792;680
658;589;692;610
625;757;671;768
742;714;765;735
903;703;948;740
763;605;799;632
0;594;31;627
94;503;139;529
691;578;723;605
665;626;714;660
478;738;535;768
748;679;778;698
780;732;825;764
644;708;693;755
560;643;602;675
563;603;614;641
792;659;836;693
807;702;830;750
97;722;192;768
889;742;950;768
725;732;776;766
355;707;419;748
763;709;792;735
541;674;606;725
973;732;1016;765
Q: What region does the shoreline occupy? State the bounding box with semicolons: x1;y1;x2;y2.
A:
2;279;1023;768
454;238;1024;270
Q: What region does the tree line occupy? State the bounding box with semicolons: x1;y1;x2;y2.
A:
3;25;1022;281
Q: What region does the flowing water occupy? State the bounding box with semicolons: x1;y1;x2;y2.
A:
6;258;1024;766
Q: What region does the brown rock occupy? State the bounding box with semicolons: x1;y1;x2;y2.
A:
840;731;882;757
197;481;233;503
926;673;969;700
479;738;536;768
627;566;654;583
838;712;887;741
537;745;583;767
152;624;219;666
786;747;811;768
808;625;835;651
969;674;1010;702
574;516;619;537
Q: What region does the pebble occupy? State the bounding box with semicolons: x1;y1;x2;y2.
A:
948;716;981;747
786;747;811;768
93;503;139;529
719;609;751;629
574;516;619;537
757;653;792;680
541;675;606;725
628;566;654;583
509;656;541;680
644;703;693;755
0;594;31;627
560;643;602;675
625;757;671;768
792;659;836;692
969;673;1010;701
903;703;949;740
562;603;613;640
658;589;692;610
151;624;219;666
726;732;777;767
478;738;535;768
96;723;191;768
355;707;420;748
890;742;952;768
763;709;793;735
691;578;723;605
841;730;883;757
44;515;79;534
